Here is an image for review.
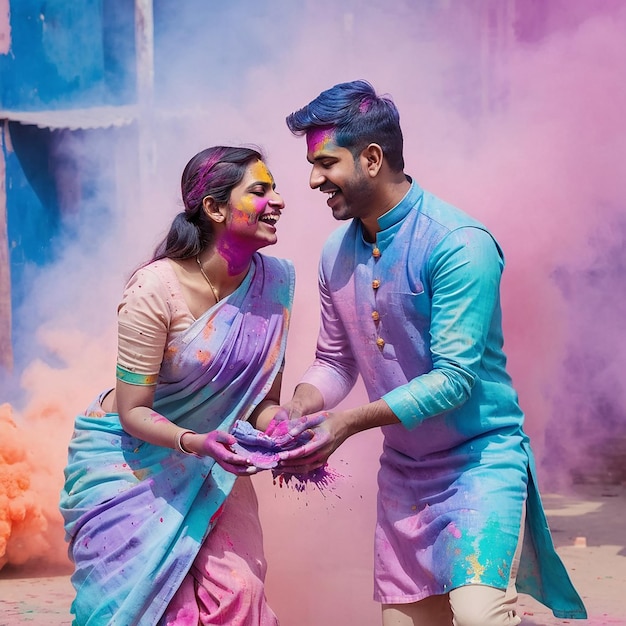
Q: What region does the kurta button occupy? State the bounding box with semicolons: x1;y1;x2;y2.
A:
372;279;380;289
372;247;381;258
372;311;380;322
376;337;385;348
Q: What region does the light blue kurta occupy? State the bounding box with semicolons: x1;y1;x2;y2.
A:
301;180;586;619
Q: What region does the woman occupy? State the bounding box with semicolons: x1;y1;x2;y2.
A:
60;146;294;625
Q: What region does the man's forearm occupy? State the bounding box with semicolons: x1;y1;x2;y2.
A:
289;382;325;416
341;398;400;438
290;382;401;438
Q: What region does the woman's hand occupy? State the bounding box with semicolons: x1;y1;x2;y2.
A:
182;430;259;475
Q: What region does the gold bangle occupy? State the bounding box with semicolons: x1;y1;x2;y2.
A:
174;429;197;455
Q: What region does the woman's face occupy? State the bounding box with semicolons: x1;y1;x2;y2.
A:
217;160;285;271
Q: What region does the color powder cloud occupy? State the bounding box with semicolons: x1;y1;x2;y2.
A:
0;3;624;625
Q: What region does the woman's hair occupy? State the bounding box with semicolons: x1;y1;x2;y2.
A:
285;79;404;173
151;145;263;261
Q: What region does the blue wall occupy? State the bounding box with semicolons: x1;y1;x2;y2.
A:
1;0;135;367
0;0;135;110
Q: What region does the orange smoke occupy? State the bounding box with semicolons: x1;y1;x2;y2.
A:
0;403;58;569
0;326;115;573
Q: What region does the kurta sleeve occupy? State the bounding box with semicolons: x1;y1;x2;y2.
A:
116;267;171;385
383;226;504;429
299;259;359;409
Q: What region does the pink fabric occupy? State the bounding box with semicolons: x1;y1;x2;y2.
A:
117;259;196;377
160;476;279;626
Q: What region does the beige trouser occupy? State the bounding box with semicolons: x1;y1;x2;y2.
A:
382;503;526;626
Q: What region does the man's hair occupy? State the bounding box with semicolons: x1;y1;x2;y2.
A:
286;79;404;172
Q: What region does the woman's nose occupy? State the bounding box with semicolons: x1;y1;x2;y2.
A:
269;189;285;208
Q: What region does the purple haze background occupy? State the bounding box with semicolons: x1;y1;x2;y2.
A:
1;2;625;624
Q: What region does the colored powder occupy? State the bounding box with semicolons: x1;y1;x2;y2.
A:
447;522;462;539
230;421;345;495
230;419;312;470
231;419;282;469
0;404;48;569
271;465;344;496
306;127;336;155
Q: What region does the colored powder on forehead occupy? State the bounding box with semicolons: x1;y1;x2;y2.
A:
249;160;273;185
306;127;336;154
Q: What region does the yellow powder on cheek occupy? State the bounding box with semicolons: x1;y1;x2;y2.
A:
241;196;257;215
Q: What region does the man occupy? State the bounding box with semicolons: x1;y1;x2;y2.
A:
279;80;586;626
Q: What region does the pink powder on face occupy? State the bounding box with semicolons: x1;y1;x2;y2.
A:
306;127;336;155
234;161;274;225
216;160;278;274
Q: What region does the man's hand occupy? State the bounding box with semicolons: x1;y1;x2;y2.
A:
264;406;295;445
277;411;348;474
264;406;318;448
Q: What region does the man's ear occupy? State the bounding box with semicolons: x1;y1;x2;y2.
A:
361;143;384;177
202;195;226;223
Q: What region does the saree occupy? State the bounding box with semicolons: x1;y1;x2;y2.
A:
60;253;295;626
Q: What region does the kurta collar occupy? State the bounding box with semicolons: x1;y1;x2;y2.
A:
378;177;422;229
358;177;423;251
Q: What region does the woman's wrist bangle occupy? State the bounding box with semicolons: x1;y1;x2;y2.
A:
174;429;197;455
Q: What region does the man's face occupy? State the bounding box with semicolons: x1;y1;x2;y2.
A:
305;128;374;222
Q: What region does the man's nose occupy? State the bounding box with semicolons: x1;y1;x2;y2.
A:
309;166;324;189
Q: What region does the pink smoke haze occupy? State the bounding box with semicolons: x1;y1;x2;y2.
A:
0;0;9;55
0;3;624;625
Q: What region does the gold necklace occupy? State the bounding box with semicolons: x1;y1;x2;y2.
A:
196;254;220;302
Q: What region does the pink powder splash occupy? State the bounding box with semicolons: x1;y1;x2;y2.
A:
447;522;462;539
231;420;345;495
271;465;344;496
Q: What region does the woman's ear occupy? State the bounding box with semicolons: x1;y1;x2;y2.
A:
361;143;383;177
202;195;226;223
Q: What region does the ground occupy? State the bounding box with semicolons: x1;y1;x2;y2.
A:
1;483;625;626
